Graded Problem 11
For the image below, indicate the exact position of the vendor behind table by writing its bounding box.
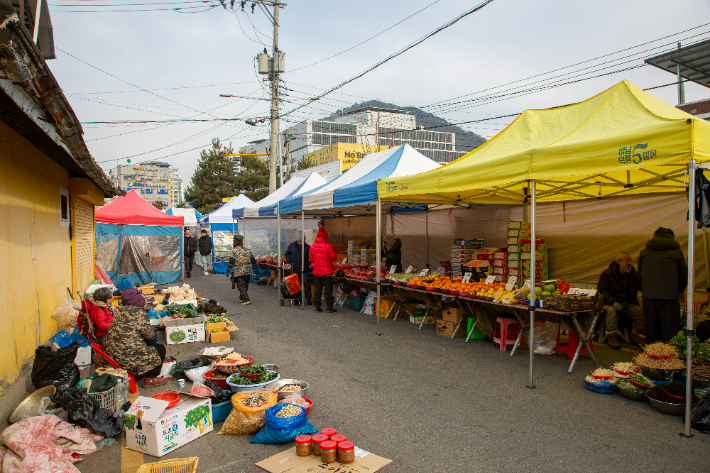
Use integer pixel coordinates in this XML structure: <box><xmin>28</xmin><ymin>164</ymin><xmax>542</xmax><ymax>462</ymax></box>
<box><xmin>597</xmin><ymin>252</ymin><xmax>641</xmax><ymax>350</ymax></box>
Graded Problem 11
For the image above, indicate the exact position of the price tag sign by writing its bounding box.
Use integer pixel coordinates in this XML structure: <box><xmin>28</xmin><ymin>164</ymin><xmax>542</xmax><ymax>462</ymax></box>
<box><xmin>405</xmin><ymin>266</ymin><xmax>413</xmax><ymax>274</ymax></box>
<box><xmin>388</xmin><ymin>265</ymin><xmax>397</xmax><ymax>275</ymax></box>
<box><xmin>419</xmin><ymin>269</ymin><xmax>429</xmax><ymax>276</ymax></box>
<box><xmin>522</xmin><ymin>279</ymin><xmax>532</xmax><ymax>290</ymax></box>
<box><xmin>462</xmin><ymin>272</ymin><xmax>472</xmax><ymax>283</ymax></box>
<box><xmin>342</xmin><ymin>257</ymin><xmax>347</xmax><ymax>264</ymax></box>
<box><xmin>567</xmin><ymin>288</ymin><xmax>597</xmax><ymax>296</ymax></box>
<box><xmin>485</xmin><ymin>275</ymin><xmax>496</xmax><ymax>285</ymax></box>
<box><xmin>505</xmin><ymin>276</ymin><xmax>517</xmax><ymax>291</ymax></box>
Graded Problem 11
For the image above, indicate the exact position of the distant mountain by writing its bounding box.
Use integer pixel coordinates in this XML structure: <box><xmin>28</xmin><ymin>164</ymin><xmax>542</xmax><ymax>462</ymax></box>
<box><xmin>324</xmin><ymin>100</ymin><xmax>486</xmax><ymax>153</ymax></box>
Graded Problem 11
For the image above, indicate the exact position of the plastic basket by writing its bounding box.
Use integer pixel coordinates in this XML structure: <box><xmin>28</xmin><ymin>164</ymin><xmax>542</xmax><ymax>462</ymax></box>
<box><xmin>348</xmin><ymin>295</ymin><xmax>367</xmax><ymax>312</ymax></box>
<box><xmin>584</xmin><ymin>379</ymin><xmax>617</xmax><ymax>394</ymax></box>
<box><xmin>212</xmin><ymin>399</ymin><xmax>232</xmax><ymax>423</ymax></box>
<box><xmin>89</xmin><ymin>385</ymin><xmax>117</xmax><ymax>411</ymax></box>
<box><xmin>137</xmin><ymin>457</ymin><xmax>199</xmax><ymax>473</ymax></box>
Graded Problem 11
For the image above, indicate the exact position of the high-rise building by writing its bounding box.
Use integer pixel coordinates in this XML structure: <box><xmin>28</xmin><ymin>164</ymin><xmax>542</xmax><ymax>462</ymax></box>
<box><xmin>170</xmin><ymin>177</ymin><xmax>184</xmax><ymax>208</ymax></box>
<box><xmin>109</xmin><ymin>161</ymin><xmax>173</xmax><ymax>208</ymax></box>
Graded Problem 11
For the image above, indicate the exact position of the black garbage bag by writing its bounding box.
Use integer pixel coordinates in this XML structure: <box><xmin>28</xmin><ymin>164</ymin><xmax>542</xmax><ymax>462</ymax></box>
<box><xmin>52</xmin><ymin>387</ymin><xmax>124</xmax><ymax>437</ymax></box>
<box><xmin>170</xmin><ymin>357</ymin><xmax>203</xmax><ymax>380</ymax></box>
<box><xmin>691</xmin><ymin>390</ymin><xmax>710</xmax><ymax>433</ymax></box>
<box><xmin>205</xmin><ymin>379</ymin><xmax>230</xmax><ymax>405</ymax></box>
<box><xmin>31</xmin><ymin>342</ymin><xmax>80</xmax><ymax>390</ymax></box>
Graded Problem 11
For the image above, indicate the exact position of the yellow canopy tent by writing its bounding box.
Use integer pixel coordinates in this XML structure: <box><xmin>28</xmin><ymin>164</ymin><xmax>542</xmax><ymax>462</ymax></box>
<box><xmin>376</xmin><ymin>81</ymin><xmax>710</xmax><ymax>434</ymax></box>
<box><xmin>378</xmin><ymin>80</ymin><xmax>710</xmax><ymax>205</ymax></box>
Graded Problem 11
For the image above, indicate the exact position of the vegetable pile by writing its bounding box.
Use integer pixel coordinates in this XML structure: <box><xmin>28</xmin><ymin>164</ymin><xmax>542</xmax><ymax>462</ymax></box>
<box><xmin>617</xmin><ymin>378</ymin><xmax>644</xmax><ymax>393</ymax></box>
<box><xmin>205</xmin><ymin>314</ymin><xmax>227</xmax><ymax>324</ymax></box>
<box><xmin>241</xmin><ymin>392</ymin><xmax>269</xmax><ymax>407</ymax></box>
<box><xmin>669</xmin><ymin>331</ymin><xmax>710</xmax><ymax>363</ymax></box>
<box><xmin>228</xmin><ymin>371</ymin><xmax>277</xmax><ymax>385</ymax></box>
<box><xmin>275</xmin><ymin>405</ymin><xmax>302</xmax><ymax>418</ymax></box>
<box><xmin>164</xmin><ymin>284</ymin><xmax>197</xmax><ymax>303</ymax></box>
<box><xmin>199</xmin><ymin>299</ymin><xmax>227</xmax><ymax>315</ymax></box>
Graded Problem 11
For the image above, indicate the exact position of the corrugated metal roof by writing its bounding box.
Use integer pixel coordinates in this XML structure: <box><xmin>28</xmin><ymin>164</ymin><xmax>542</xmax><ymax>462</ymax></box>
<box><xmin>645</xmin><ymin>39</ymin><xmax>710</xmax><ymax>89</ymax></box>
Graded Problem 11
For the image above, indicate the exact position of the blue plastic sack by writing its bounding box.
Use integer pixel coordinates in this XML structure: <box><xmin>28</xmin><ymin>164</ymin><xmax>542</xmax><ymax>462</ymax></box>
<box><xmin>147</xmin><ymin>309</ymin><xmax>167</xmax><ymax>320</ymax></box>
<box><xmin>68</xmin><ymin>325</ymin><xmax>91</xmax><ymax>347</ymax></box>
<box><xmin>48</xmin><ymin>330</ymin><xmax>72</xmax><ymax>348</ymax></box>
<box><xmin>249</xmin><ymin>404</ymin><xmax>318</xmax><ymax>444</ymax></box>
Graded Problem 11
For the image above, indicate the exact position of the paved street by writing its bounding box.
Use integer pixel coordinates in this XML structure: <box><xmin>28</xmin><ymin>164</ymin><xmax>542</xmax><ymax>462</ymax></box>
<box><xmin>78</xmin><ymin>271</ymin><xmax>710</xmax><ymax>473</ymax></box>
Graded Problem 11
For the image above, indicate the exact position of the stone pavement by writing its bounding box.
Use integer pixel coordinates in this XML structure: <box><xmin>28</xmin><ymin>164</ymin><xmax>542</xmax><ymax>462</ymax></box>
<box><xmin>76</xmin><ymin>270</ymin><xmax>710</xmax><ymax>473</ymax></box>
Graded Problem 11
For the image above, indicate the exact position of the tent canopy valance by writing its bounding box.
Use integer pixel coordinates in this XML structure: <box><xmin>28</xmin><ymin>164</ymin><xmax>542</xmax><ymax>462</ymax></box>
<box><xmin>233</xmin><ymin>172</ymin><xmax>327</xmax><ymax>218</ymax></box>
<box><xmin>378</xmin><ymin>81</ymin><xmax>710</xmax><ymax>205</ymax></box>
<box><xmin>165</xmin><ymin>207</ymin><xmax>201</xmax><ymax>226</ymax></box>
<box><xmin>279</xmin><ymin>144</ymin><xmax>442</xmax><ymax>216</ymax></box>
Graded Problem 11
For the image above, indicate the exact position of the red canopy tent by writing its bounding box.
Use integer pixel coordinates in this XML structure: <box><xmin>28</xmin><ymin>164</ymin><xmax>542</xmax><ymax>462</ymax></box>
<box><xmin>95</xmin><ymin>190</ymin><xmax>183</xmax><ymax>226</ymax></box>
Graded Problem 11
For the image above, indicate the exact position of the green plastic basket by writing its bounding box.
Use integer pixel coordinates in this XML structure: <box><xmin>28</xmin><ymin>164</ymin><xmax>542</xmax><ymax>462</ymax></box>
<box><xmin>348</xmin><ymin>295</ymin><xmax>367</xmax><ymax>312</ymax></box>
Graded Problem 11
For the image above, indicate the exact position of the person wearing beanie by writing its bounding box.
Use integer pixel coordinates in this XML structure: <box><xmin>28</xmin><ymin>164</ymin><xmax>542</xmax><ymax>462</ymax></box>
<box><xmin>229</xmin><ymin>234</ymin><xmax>257</xmax><ymax>304</ymax></box>
<box><xmin>184</xmin><ymin>229</ymin><xmax>198</xmax><ymax>278</ymax></box>
<box><xmin>638</xmin><ymin>227</ymin><xmax>688</xmax><ymax>343</ymax></box>
<box><xmin>103</xmin><ymin>287</ymin><xmax>167</xmax><ymax>387</ymax></box>
<box><xmin>77</xmin><ymin>287</ymin><xmax>117</xmax><ymax>345</ymax></box>
<box><xmin>309</xmin><ymin>226</ymin><xmax>337</xmax><ymax>313</ymax></box>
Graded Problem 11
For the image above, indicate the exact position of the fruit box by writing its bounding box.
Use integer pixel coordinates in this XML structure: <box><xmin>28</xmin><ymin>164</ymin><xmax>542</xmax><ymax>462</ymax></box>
<box><xmin>507</xmin><ymin>221</ymin><xmax>531</xmax><ymax>230</ymax></box>
<box><xmin>409</xmin><ymin>314</ymin><xmax>435</xmax><ymax>325</ymax></box>
<box><xmin>166</xmin><ymin>324</ymin><xmax>205</xmax><ymax>345</ymax></box>
<box><xmin>209</xmin><ymin>329</ymin><xmax>230</xmax><ymax>343</ymax></box>
<box><xmin>443</xmin><ymin>307</ymin><xmax>463</xmax><ymax>323</ymax></box>
<box><xmin>124</xmin><ymin>395</ymin><xmax>213</xmax><ymax>458</ymax></box>
<box><xmin>436</xmin><ymin>319</ymin><xmax>464</xmax><ymax>338</ymax></box>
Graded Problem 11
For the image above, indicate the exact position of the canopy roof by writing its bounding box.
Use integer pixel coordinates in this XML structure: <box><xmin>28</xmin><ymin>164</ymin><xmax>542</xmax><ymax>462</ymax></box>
<box><xmin>165</xmin><ymin>207</ymin><xmax>201</xmax><ymax>226</ymax></box>
<box><xmin>198</xmin><ymin>194</ymin><xmax>254</xmax><ymax>225</ymax></box>
<box><xmin>280</xmin><ymin>144</ymin><xmax>441</xmax><ymax>215</ymax></box>
<box><xmin>233</xmin><ymin>172</ymin><xmax>327</xmax><ymax>218</ymax></box>
<box><xmin>378</xmin><ymin>80</ymin><xmax>710</xmax><ymax>205</ymax></box>
<box><xmin>95</xmin><ymin>190</ymin><xmax>184</xmax><ymax>226</ymax></box>
<box><xmin>645</xmin><ymin>39</ymin><xmax>710</xmax><ymax>90</ymax></box>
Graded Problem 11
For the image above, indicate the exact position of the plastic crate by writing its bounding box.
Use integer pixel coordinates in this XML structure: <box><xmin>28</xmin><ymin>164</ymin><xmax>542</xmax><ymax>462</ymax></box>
<box><xmin>137</xmin><ymin>458</ymin><xmax>198</xmax><ymax>473</ymax></box>
<box><xmin>89</xmin><ymin>385</ymin><xmax>117</xmax><ymax>411</ymax></box>
<box><xmin>377</xmin><ymin>298</ymin><xmax>394</xmax><ymax>318</ymax></box>
<box><xmin>348</xmin><ymin>295</ymin><xmax>367</xmax><ymax>312</ymax></box>
<box><xmin>212</xmin><ymin>399</ymin><xmax>232</xmax><ymax>423</ymax></box>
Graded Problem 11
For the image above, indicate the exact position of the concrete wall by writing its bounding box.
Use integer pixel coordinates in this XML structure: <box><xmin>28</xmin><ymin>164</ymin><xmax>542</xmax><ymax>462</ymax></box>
<box><xmin>0</xmin><ymin>120</ymin><xmax>72</xmax><ymax>396</ymax></box>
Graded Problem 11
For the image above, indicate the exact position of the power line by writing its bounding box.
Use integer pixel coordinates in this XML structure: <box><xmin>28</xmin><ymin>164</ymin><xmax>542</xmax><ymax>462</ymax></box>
<box><xmin>66</xmin><ymin>80</ymin><xmax>256</xmax><ymax>95</ymax></box>
<box><xmin>288</xmin><ymin>0</ymin><xmax>444</xmax><ymax>73</ymax></box>
<box><xmin>52</xmin><ymin>4</ymin><xmax>217</xmax><ymax>11</ymax></box>
<box><xmin>279</xmin><ymin>0</ymin><xmax>496</xmax><ymax>120</ymax></box>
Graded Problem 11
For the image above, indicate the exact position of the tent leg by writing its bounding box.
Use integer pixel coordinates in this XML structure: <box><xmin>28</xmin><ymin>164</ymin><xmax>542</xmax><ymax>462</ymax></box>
<box><xmin>425</xmin><ymin>207</ymin><xmax>429</xmax><ymax>268</ymax></box>
<box><xmin>703</xmin><ymin>226</ymin><xmax>709</xmax><ymax>292</ymax></box>
<box><xmin>529</xmin><ymin>180</ymin><xmax>536</xmax><ymax>390</ymax></box>
<box><xmin>341</xmin><ymin>215</ymin><xmax>343</xmax><ymax>243</ymax></box>
<box><xmin>301</xmin><ymin>211</ymin><xmax>305</xmax><ymax>310</ymax></box>
<box><xmin>277</xmin><ymin>209</ymin><xmax>282</xmax><ymax>303</ymax></box>
<box><xmin>684</xmin><ymin>160</ymin><xmax>697</xmax><ymax>437</ymax></box>
<box><xmin>376</xmin><ymin>199</ymin><xmax>382</xmax><ymax>336</ymax></box>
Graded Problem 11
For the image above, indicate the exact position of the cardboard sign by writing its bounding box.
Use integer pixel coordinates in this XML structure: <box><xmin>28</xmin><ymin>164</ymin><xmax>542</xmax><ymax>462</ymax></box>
<box><xmin>485</xmin><ymin>275</ymin><xmax>496</xmax><ymax>285</ymax></box>
<box><xmin>256</xmin><ymin>446</ymin><xmax>392</xmax><ymax>473</ymax></box>
<box><xmin>389</xmin><ymin>265</ymin><xmax>397</xmax><ymax>274</ymax></box>
<box><xmin>342</xmin><ymin>257</ymin><xmax>347</xmax><ymax>264</ymax></box>
<box><xmin>522</xmin><ymin>279</ymin><xmax>532</xmax><ymax>290</ymax></box>
<box><xmin>505</xmin><ymin>276</ymin><xmax>517</xmax><ymax>291</ymax></box>
<box><xmin>419</xmin><ymin>269</ymin><xmax>429</xmax><ymax>276</ymax></box>
<box><xmin>462</xmin><ymin>272</ymin><xmax>472</xmax><ymax>283</ymax></box>
<box><xmin>567</xmin><ymin>288</ymin><xmax>598</xmax><ymax>296</ymax></box>
<box><xmin>405</xmin><ymin>266</ymin><xmax>413</xmax><ymax>274</ymax></box>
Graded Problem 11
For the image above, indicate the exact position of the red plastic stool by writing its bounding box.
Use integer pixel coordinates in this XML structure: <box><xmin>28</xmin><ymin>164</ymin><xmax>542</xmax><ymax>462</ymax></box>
<box><xmin>555</xmin><ymin>327</ymin><xmax>593</xmax><ymax>360</ymax></box>
<box><xmin>91</xmin><ymin>343</ymin><xmax>137</xmax><ymax>393</ymax></box>
<box><xmin>493</xmin><ymin>317</ymin><xmax>523</xmax><ymax>352</ymax></box>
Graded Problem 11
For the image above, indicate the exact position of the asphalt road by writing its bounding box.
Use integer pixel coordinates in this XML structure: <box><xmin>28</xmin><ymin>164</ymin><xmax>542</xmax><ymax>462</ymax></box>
<box><xmin>78</xmin><ymin>270</ymin><xmax>710</xmax><ymax>473</ymax></box>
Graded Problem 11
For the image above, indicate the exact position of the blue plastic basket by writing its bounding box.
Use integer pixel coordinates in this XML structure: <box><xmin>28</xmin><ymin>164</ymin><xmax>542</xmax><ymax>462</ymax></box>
<box><xmin>212</xmin><ymin>400</ymin><xmax>232</xmax><ymax>423</ymax></box>
<box><xmin>348</xmin><ymin>295</ymin><xmax>366</xmax><ymax>312</ymax></box>
<box><xmin>584</xmin><ymin>379</ymin><xmax>617</xmax><ymax>394</ymax></box>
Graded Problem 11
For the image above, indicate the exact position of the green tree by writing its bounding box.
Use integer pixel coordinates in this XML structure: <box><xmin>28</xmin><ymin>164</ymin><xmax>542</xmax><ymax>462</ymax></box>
<box><xmin>151</xmin><ymin>201</ymin><xmax>165</xmax><ymax>210</ymax></box>
<box><xmin>296</xmin><ymin>156</ymin><xmax>315</xmax><ymax>171</ymax></box>
<box><xmin>184</xmin><ymin>138</ymin><xmax>238</xmax><ymax>214</ymax></box>
<box><xmin>234</xmin><ymin>155</ymin><xmax>269</xmax><ymax>201</ymax></box>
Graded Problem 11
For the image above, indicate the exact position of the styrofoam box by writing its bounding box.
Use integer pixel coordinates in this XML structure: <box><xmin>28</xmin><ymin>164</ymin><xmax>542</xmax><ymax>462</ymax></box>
<box><xmin>75</xmin><ymin>346</ymin><xmax>92</xmax><ymax>366</ymax></box>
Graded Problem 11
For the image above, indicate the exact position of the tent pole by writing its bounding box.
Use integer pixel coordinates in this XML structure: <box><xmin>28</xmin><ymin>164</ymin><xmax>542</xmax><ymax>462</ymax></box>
<box><xmin>684</xmin><ymin>159</ymin><xmax>697</xmax><ymax>437</ymax></box>
<box><xmin>529</xmin><ymin>180</ymin><xmax>536</xmax><ymax>389</ymax></box>
<box><xmin>301</xmin><ymin>211</ymin><xmax>305</xmax><ymax>310</ymax></box>
<box><xmin>703</xmin><ymin>227</ymin><xmax>709</xmax><ymax>292</ymax></box>
<box><xmin>340</xmin><ymin>214</ymin><xmax>343</xmax><ymax>243</ymax></box>
<box><xmin>390</xmin><ymin>207</ymin><xmax>394</xmax><ymax>235</ymax></box>
<box><xmin>277</xmin><ymin>207</ymin><xmax>282</xmax><ymax>303</ymax></box>
<box><xmin>376</xmin><ymin>199</ymin><xmax>382</xmax><ymax>335</ymax></box>
<box><xmin>425</xmin><ymin>207</ymin><xmax>429</xmax><ymax>268</ymax></box>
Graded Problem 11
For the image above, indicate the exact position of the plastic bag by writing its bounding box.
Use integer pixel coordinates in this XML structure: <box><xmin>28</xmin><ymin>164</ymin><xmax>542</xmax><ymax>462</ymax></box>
<box><xmin>52</xmin><ymin>299</ymin><xmax>81</xmax><ymax>331</ymax></box>
<box><xmin>278</xmin><ymin>393</ymin><xmax>311</xmax><ymax>410</ymax></box>
<box><xmin>249</xmin><ymin>403</ymin><xmax>318</xmax><ymax>444</ymax></box>
<box><xmin>527</xmin><ymin>322</ymin><xmax>559</xmax><ymax>355</ymax></box>
<box><xmin>31</xmin><ymin>342</ymin><xmax>80</xmax><ymax>390</ymax></box>
<box><xmin>185</xmin><ymin>365</ymin><xmax>211</xmax><ymax>384</ymax></box>
<box><xmin>52</xmin><ymin>387</ymin><xmax>124</xmax><ymax>437</ymax></box>
<box><xmin>219</xmin><ymin>390</ymin><xmax>277</xmax><ymax>435</ymax></box>
<box><xmin>691</xmin><ymin>390</ymin><xmax>710</xmax><ymax>433</ymax></box>
<box><xmin>19</xmin><ymin>396</ymin><xmax>67</xmax><ymax>422</ymax></box>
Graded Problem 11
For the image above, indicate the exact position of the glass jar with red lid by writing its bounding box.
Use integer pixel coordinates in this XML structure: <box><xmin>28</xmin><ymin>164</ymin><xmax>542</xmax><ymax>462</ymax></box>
<box><xmin>295</xmin><ymin>435</ymin><xmax>312</xmax><ymax>456</ymax></box>
<box><xmin>320</xmin><ymin>441</ymin><xmax>338</xmax><ymax>463</ymax></box>
<box><xmin>330</xmin><ymin>434</ymin><xmax>347</xmax><ymax>443</ymax></box>
<box><xmin>337</xmin><ymin>441</ymin><xmax>355</xmax><ymax>464</ymax></box>
<box><xmin>311</xmin><ymin>434</ymin><xmax>328</xmax><ymax>456</ymax></box>
<box><xmin>320</xmin><ymin>428</ymin><xmax>337</xmax><ymax>438</ymax></box>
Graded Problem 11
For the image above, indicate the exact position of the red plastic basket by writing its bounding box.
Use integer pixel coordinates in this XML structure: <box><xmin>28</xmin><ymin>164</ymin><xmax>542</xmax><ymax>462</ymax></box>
<box><xmin>151</xmin><ymin>392</ymin><xmax>180</xmax><ymax>409</ymax></box>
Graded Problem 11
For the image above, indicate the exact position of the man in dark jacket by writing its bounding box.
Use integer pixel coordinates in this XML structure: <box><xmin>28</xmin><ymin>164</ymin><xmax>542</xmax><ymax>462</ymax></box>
<box><xmin>309</xmin><ymin>227</ymin><xmax>337</xmax><ymax>313</ymax></box>
<box><xmin>284</xmin><ymin>233</ymin><xmax>311</xmax><ymax>305</ymax></box>
<box><xmin>184</xmin><ymin>229</ymin><xmax>198</xmax><ymax>278</ymax></box>
<box><xmin>198</xmin><ymin>229</ymin><xmax>213</xmax><ymax>275</ymax></box>
<box><xmin>382</xmin><ymin>234</ymin><xmax>403</xmax><ymax>273</ymax></box>
<box><xmin>638</xmin><ymin>227</ymin><xmax>688</xmax><ymax>343</ymax></box>
<box><xmin>597</xmin><ymin>253</ymin><xmax>640</xmax><ymax>349</ymax></box>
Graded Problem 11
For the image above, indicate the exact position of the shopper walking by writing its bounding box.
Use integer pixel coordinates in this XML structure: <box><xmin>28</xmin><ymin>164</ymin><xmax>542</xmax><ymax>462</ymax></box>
<box><xmin>284</xmin><ymin>231</ymin><xmax>312</xmax><ymax>305</ymax></box>
<box><xmin>228</xmin><ymin>235</ymin><xmax>257</xmax><ymax>305</ymax></box>
<box><xmin>309</xmin><ymin>227</ymin><xmax>337</xmax><ymax>313</ymax></box>
<box><xmin>638</xmin><ymin>227</ymin><xmax>688</xmax><ymax>343</ymax></box>
<box><xmin>198</xmin><ymin>229</ymin><xmax>213</xmax><ymax>275</ymax></box>
<box><xmin>184</xmin><ymin>228</ymin><xmax>198</xmax><ymax>278</ymax></box>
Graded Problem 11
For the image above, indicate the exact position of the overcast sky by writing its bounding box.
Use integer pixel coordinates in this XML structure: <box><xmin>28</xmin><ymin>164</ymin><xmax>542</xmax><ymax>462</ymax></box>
<box><xmin>46</xmin><ymin>0</ymin><xmax>710</xmax><ymax>185</ymax></box>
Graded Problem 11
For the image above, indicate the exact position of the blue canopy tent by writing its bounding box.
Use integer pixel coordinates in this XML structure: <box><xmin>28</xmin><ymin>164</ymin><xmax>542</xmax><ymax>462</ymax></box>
<box><xmin>198</xmin><ymin>194</ymin><xmax>254</xmax><ymax>273</ymax></box>
<box><xmin>95</xmin><ymin>190</ymin><xmax>185</xmax><ymax>286</ymax></box>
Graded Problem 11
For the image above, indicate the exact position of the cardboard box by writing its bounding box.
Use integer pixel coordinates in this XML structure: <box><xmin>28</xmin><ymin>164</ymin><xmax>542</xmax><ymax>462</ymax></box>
<box><xmin>493</xmin><ymin>252</ymin><xmax>506</xmax><ymax>259</ymax></box>
<box><xmin>443</xmin><ymin>307</ymin><xmax>463</xmax><ymax>323</ymax></box>
<box><xmin>507</xmin><ymin>268</ymin><xmax>520</xmax><ymax>277</ymax></box>
<box><xmin>492</xmin><ymin>259</ymin><xmax>504</xmax><ymax>267</ymax></box>
<box><xmin>409</xmin><ymin>315</ymin><xmax>435</xmax><ymax>325</ymax></box>
<box><xmin>164</xmin><ymin>315</ymin><xmax>206</xmax><ymax>327</ymax></box>
<box><xmin>436</xmin><ymin>319</ymin><xmax>464</xmax><ymax>338</ymax></box>
<box><xmin>209</xmin><ymin>329</ymin><xmax>230</xmax><ymax>343</ymax></box>
<box><xmin>74</xmin><ymin>346</ymin><xmax>92</xmax><ymax>366</ymax></box>
<box><xmin>166</xmin><ymin>324</ymin><xmax>205</xmax><ymax>345</ymax></box>
<box><xmin>493</xmin><ymin>275</ymin><xmax>503</xmax><ymax>283</ymax></box>
<box><xmin>507</xmin><ymin>237</ymin><xmax>519</xmax><ymax>245</ymax></box>
<box><xmin>493</xmin><ymin>267</ymin><xmax>505</xmax><ymax>275</ymax></box>
<box><xmin>256</xmin><ymin>446</ymin><xmax>392</xmax><ymax>473</ymax></box>
<box><xmin>139</xmin><ymin>285</ymin><xmax>155</xmax><ymax>295</ymax></box>
<box><xmin>507</xmin><ymin>245</ymin><xmax>520</xmax><ymax>253</ymax></box>
<box><xmin>204</xmin><ymin>321</ymin><xmax>226</xmax><ymax>333</ymax></box>
<box><xmin>507</xmin><ymin>252</ymin><xmax>521</xmax><ymax>261</ymax></box>
<box><xmin>124</xmin><ymin>395</ymin><xmax>213</xmax><ymax>457</ymax></box>
<box><xmin>508</xmin><ymin>260</ymin><xmax>520</xmax><ymax>269</ymax></box>
<box><xmin>507</xmin><ymin>221</ymin><xmax>531</xmax><ymax>230</ymax></box>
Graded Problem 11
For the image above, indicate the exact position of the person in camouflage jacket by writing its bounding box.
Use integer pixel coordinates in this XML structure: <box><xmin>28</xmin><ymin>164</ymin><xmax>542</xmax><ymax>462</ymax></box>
<box><xmin>228</xmin><ymin>234</ymin><xmax>257</xmax><ymax>305</ymax></box>
<box><xmin>103</xmin><ymin>287</ymin><xmax>167</xmax><ymax>387</ymax></box>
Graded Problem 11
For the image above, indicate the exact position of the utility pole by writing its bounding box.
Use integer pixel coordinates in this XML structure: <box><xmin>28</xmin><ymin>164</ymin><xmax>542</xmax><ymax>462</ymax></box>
<box><xmin>677</xmin><ymin>42</ymin><xmax>685</xmax><ymax>106</ymax></box>
<box><xmin>269</xmin><ymin>2</ymin><xmax>283</xmax><ymax>193</ymax></box>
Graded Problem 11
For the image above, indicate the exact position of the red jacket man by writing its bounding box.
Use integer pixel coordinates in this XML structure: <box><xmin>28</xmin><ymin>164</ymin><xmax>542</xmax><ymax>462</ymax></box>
<box><xmin>309</xmin><ymin>227</ymin><xmax>337</xmax><ymax>312</ymax></box>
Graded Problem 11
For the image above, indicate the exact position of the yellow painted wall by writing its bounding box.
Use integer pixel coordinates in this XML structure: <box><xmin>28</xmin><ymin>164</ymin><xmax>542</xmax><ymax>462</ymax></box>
<box><xmin>305</xmin><ymin>143</ymin><xmax>388</xmax><ymax>171</ymax></box>
<box><xmin>0</xmin><ymin>120</ymin><xmax>73</xmax><ymax>395</ymax></box>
